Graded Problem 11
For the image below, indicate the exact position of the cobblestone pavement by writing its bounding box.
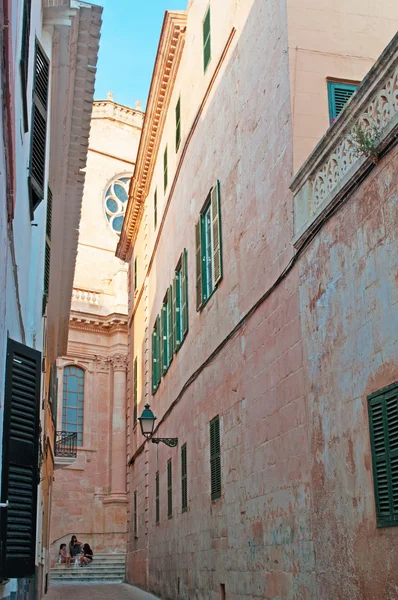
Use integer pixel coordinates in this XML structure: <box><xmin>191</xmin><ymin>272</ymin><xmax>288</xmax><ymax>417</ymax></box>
<box><xmin>46</xmin><ymin>584</ymin><xmax>161</xmax><ymax>600</ymax></box>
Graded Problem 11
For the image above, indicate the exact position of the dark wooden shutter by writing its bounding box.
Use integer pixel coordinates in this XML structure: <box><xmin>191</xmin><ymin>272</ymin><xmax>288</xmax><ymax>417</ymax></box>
<box><xmin>133</xmin><ymin>357</ymin><xmax>138</xmax><ymax>424</ymax></box>
<box><xmin>175</xmin><ymin>97</ymin><xmax>181</xmax><ymax>152</ymax></box>
<box><xmin>49</xmin><ymin>362</ymin><xmax>58</xmax><ymax>426</ymax></box>
<box><xmin>20</xmin><ymin>0</ymin><xmax>32</xmax><ymax>132</ymax></box>
<box><xmin>134</xmin><ymin>257</ymin><xmax>138</xmax><ymax>291</ymax></box>
<box><xmin>195</xmin><ymin>220</ymin><xmax>203</xmax><ymax>311</ymax></box>
<box><xmin>203</xmin><ymin>7</ymin><xmax>211</xmax><ymax>72</ymax></box>
<box><xmin>43</xmin><ymin>187</ymin><xmax>52</xmax><ymax>314</ymax></box>
<box><xmin>181</xmin><ymin>443</ymin><xmax>187</xmax><ymax>513</ymax></box>
<box><xmin>182</xmin><ymin>249</ymin><xmax>188</xmax><ymax>337</ymax></box>
<box><xmin>155</xmin><ymin>471</ymin><xmax>159</xmax><ymax>524</ymax></box>
<box><xmin>163</xmin><ymin>146</ymin><xmax>168</xmax><ymax>192</ymax></box>
<box><xmin>211</xmin><ymin>181</ymin><xmax>222</xmax><ymax>286</ymax></box>
<box><xmin>210</xmin><ymin>416</ymin><xmax>221</xmax><ymax>501</ymax></box>
<box><xmin>369</xmin><ymin>383</ymin><xmax>398</xmax><ymax>527</ymax></box>
<box><xmin>168</xmin><ymin>286</ymin><xmax>174</xmax><ymax>361</ymax></box>
<box><xmin>173</xmin><ymin>274</ymin><xmax>180</xmax><ymax>351</ymax></box>
<box><xmin>133</xmin><ymin>491</ymin><xmax>137</xmax><ymax>537</ymax></box>
<box><xmin>328</xmin><ymin>82</ymin><xmax>358</xmax><ymax>122</ymax></box>
<box><xmin>30</xmin><ymin>41</ymin><xmax>50</xmax><ymax>213</ymax></box>
<box><xmin>167</xmin><ymin>459</ymin><xmax>172</xmax><ymax>518</ymax></box>
<box><xmin>0</xmin><ymin>339</ymin><xmax>41</xmax><ymax>579</ymax></box>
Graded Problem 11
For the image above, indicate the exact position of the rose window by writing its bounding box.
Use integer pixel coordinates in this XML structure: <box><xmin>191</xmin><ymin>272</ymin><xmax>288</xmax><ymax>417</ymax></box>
<box><xmin>104</xmin><ymin>176</ymin><xmax>131</xmax><ymax>234</ymax></box>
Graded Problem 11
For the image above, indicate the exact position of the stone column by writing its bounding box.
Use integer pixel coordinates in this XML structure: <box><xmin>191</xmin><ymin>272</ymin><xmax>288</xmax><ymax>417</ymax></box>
<box><xmin>108</xmin><ymin>354</ymin><xmax>128</xmax><ymax>502</ymax></box>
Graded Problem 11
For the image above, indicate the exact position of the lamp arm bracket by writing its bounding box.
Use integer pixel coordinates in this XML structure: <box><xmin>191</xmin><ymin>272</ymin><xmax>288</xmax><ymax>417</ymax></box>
<box><xmin>151</xmin><ymin>438</ymin><xmax>178</xmax><ymax>448</ymax></box>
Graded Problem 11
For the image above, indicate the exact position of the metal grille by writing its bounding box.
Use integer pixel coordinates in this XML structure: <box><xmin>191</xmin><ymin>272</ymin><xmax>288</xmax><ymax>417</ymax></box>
<box><xmin>55</xmin><ymin>431</ymin><xmax>77</xmax><ymax>458</ymax></box>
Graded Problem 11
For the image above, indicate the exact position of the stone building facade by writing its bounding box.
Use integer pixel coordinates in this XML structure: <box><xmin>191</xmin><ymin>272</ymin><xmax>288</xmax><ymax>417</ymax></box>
<box><xmin>116</xmin><ymin>0</ymin><xmax>398</xmax><ymax>598</ymax></box>
<box><xmin>49</xmin><ymin>100</ymin><xmax>144</xmax><ymax>560</ymax></box>
<box><xmin>0</xmin><ymin>2</ymin><xmax>102</xmax><ymax>600</ymax></box>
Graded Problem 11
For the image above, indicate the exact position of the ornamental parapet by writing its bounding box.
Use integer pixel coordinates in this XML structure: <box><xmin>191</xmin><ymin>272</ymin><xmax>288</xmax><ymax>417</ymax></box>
<box><xmin>290</xmin><ymin>32</ymin><xmax>398</xmax><ymax>250</ymax></box>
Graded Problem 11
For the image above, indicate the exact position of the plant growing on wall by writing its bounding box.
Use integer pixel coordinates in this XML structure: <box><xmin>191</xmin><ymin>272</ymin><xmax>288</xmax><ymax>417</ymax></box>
<box><xmin>351</xmin><ymin>118</ymin><xmax>381</xmax><ymax>164</ymax></box>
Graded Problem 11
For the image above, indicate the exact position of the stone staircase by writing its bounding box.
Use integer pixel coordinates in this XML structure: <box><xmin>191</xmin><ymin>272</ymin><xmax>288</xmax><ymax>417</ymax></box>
<box><xmin>49</xmin><ymin>553</ymin><xmax>126</xmax><ymax>584</ymax></box>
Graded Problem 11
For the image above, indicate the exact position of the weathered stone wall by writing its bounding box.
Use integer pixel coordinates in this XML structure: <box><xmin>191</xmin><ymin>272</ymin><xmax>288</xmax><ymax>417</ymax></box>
<box><xmin>299</xmin><ymin>144</ymin><xmax>398</xmax><ymax>600</ymax></box>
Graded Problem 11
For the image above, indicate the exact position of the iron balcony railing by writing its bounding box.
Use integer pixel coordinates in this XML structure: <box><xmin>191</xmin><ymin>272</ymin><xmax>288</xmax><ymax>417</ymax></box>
<box><xmin>55</xmin><ymin>431</ymin><xmax>77</xmax><ymax>458</ymax></box>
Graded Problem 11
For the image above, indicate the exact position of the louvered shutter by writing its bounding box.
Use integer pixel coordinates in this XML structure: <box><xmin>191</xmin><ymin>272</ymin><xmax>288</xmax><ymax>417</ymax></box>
<box><xmin>156</xmin><ymin>315</ymin><xmax>161</xmax><ymax>388</ymax></box>
<box><xmin>175</xmin><ymin>97</ymin><xmax>181</xmax><ymax>152</ymax></box>
<box><xmin>133</xmin><ymin>491</ymin><xmax>137</xmax><ymax>537</ymax></box>
<box><xmin>133</xmin><ymin>358</ymin><xmax>138</xmax><ymax>424</ymax></box>
<box><xmin>173</xmin><ymin>274</ymin><xmax>180</xmax><ymax>351</ymax></box>
<box><xmin>20</xmin><ymin>0</ymin><xmax>32</xmax><ymax>132</ymax></box>
<box><xmin>30</xmin><ymin>42</ymin><xmax>50</xmax><ymax>213</ymax></box>
<box><xmin>49</xmin><ymin>362</ymin><xmax>58</xmax><ymax>426</ymax></box>
<box><xmin>195</xmin><ymin>220</ymin><xmax>203</xmax><ymax>310</ymax></box>
<box><xmin>43</xmin><ymin>188</ymin><xmax>52</xmax><ymax>314</ymax></box>
<box><xmin>160</xmin><ymin>308</ymin><xmax>165</xmax><ymax>376</ymax></box>
<box><xmin>164</xmin><ymin>146</ymin><xmax>168</xmax><ymax>192</ymax></box>
<box><xmin>167</xmin><ymin>459</ymin><xmax>173</xmax><ymax>518</ymax></box>
<box><xmin>210</xmin><ymin>416</ymin><xmax>221</xmax><ymax>501</ymax></box>
<box><xmin>369</xmin><ymin>383</ymin><xmax>398</xmax><ymax>526</ymax></box>
<box><xmin>168</xmin><ymin>286</ymin><xmax>174</xmax><ymax>361</ymax></box>
<box><xmin>211</xmin><ymin>181</ymin><xmax>222</xmax><ymax>286</ymax></box>
<box><xmin>203</xmin><ymin>7</ymin><xmax>211</xmax><ymax>72</ymax></box>
<box><xmin>0</xmin><ymin>339</ymin><xmax>41</xmax><ymax>579</ymax></box>
<box><xmin>328</xmin><ymin>82</ymin><xmax>358</xmax><ymax>123</ymax></box>
<box><xmin>182</xmin><ymin>249</ymin><xmax>188</xmax><ymax>337</ymax></box>
<box><xmin>181</xmin><ymin>443</ymin><xmax>187</xmax><ymax>512</ymax></box>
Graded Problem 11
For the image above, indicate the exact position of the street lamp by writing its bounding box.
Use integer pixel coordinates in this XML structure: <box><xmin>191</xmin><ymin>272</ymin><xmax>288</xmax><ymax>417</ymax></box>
<box><xmin>138</xmin><ymin>404</ymin><xmax>178</xmax><ymax>448</ymax></box>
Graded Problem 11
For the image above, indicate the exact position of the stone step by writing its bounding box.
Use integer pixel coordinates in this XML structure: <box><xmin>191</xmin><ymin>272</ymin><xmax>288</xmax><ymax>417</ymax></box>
<box><xmin>49</xmin><ymin>577</ymin><xmax>125</xmax><ymax>584</ymax></box>
<box><xmin>51</xmin><ymin>567</ymin><xmax>125</xmax><ymax>575</ymax></box>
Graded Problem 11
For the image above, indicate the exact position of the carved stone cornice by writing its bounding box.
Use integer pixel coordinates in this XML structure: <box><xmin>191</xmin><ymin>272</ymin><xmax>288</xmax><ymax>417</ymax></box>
<box><xmin>110</xmin><ymin>354</ymin><xmax>128</xmax><ymax>372</ymax></box>
<box><xmin>116</xmin><ymin>11</ymin><xmax>187</xmax><ymax>261</ymax></box>
<box><xmin>91</xmin><ymin>100</ymin><xmax>144</xmax><ymax>129</ymax></box>
<box><xmin>94</xmin><ymin>355</ymin><xmax>110</xmax><ymax>373</ymax></box>
<box><xmin>69</xmin><ymin>310</ymin><xmax>128</xmax><ymax>334</ymax></box>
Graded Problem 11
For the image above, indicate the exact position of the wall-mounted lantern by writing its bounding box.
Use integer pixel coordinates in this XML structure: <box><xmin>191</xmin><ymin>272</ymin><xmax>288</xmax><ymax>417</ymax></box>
<box><xmin>138</xmin><ymin>404</ymin><xmax>178</xmax><ymax>448</ymax></box>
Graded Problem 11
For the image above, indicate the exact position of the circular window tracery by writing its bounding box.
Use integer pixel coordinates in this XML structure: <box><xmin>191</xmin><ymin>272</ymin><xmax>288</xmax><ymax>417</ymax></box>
<box><xmin>104</xmin><ymin>176</ymin><xmax>131</xmax><ymax>234</ymax></box>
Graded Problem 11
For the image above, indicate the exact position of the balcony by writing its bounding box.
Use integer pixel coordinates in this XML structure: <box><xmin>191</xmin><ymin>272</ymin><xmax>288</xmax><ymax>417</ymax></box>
<box><xmin>54</xmin><ymin>431</ymin><xmax>77</xmax><ymax>470</ymax></box>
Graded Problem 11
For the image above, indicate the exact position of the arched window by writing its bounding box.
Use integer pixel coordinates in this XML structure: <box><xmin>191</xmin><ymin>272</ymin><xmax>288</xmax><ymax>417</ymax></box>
<box><xmin>103</xmin><ymin>175</ymin><xmax>131</xmax><ymax>235</ymax></box>
<box><xmin>62</xmin><ymin>366</ymin><xmax>84</xmax><ymax>446</ymax></box>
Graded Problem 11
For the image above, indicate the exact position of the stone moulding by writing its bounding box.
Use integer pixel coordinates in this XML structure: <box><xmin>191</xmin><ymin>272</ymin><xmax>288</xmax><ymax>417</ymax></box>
<box><xmin>91</xmin><ymin>100</ymin><xmax>144</xmax><ymax>129</ymax></box>
<box><xmin>116</xmin><ymin>11</ymin><xmax>187</xmax><ymax>262</ymax></box>
<box><xmin>69</xmin><ymin>310</ymin><xmax>128</xmax><ymax>334</ymax></box>
<box><xmin>290</xmin><ymin>32</ymin><xmax>398</xmax><ymax>251</ymax></box>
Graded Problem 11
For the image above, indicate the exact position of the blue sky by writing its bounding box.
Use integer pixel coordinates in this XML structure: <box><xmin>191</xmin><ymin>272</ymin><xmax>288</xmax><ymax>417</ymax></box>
<box><xmin>94</xmin><ymin>0</ymin><xmax>187</xmax><ymax>109</ymax></box>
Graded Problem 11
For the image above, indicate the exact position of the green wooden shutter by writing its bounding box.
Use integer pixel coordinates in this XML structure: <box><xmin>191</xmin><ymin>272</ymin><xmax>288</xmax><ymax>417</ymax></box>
<box><xmin>134</xmin><ymin>257</ymin><xmax>138</xmax><ymax>291</ymax></box>
<box><xmin>203</xmin><ymin>7</ymin><xmax>211</xmax><ymax>72</ymax></box>
<box><xmin>369</xmin><ymin>383</ymin><xmax>398</xmax><ymax>526</ymax></box>
<box><xmin>181</xmin><ymin>443</ymin><xmax>187</xmax><ymax>512</ymax></box>
<box><xmin>211</xmin><ymin>181</ymin><xmax>222</xmax><ymax>286</ymax></box>
<box><xmin>20</xmin><ymin>0</ymin><xmax>32</xmax><ymax>132</ymax></box>
<box><xmin>195</xmin><ymin>220</ymin><xmax>203</xmax><ymax>311</ymax></box>
<box><xmin>182</xmin><ymin>249</ymin><xmax>188</xmax><ymax>337</ymax></box>
<box><xmin>210</xmin><ymin>416</ymin><xmax>221</xmax><ymax>501</ymax></box>
<box><xmin>175</xmin><ymin>97</ymin><xmax>181</xmax><ymax>152</ymax></box>
<box><xmin>168</xmin><ymin>286</ymin><xmax>174</xmax><ymax>361</ymax></box>
<box><xmin>173</xmin><ymin>274</ymin><xmax>180</xmax><ymax>351</ymax></box>
<box><xmin>0</xmin><ymin>339</ymin><xmax>41</xmax><ymax>579</ymax></box>
<box><xmin>156</xmin><ymin>315</ymin><xmax>161</xmax><ymax>387</ymax></box>
<box><xmin>155</xmin><ymin>471</ymin><xmax>160</xmax><ymax>523</ymax></box>
<box><xmin>30</xmin><ymin>41</ymin><xmax>50</xmax><ymax>213</ymax></box>
<box><xmin>164</xmin><ymin>146</ymin><xmax>168</xmax><ymax>192</ymax></box>
<box><xmin>133</xmin><ymin>357</ymin><xmax>138</xmax><ymax>424</ymax></box>
<box><xmin>167</xmin><ymin>459</ymin><xmax>173</xmax><ymax>518</ymax></box>
<box><xmin>327</xmin><ymin>81</ymin><xmax>358</xmax><ymax>123</ymax></box>
<box><xmin>43</xmin><ymin>188</ymin><xmax>52</xmax><ymax>314</ymax></box>
<box><xmin>160</xmin><ymin>306</ymin><xmax>165</xmax><ymax>374</ymax></box>
<box><xmin>152</xmin><ymin>320</ymin><xmax>160</xmax><ymax>394</ymax></box>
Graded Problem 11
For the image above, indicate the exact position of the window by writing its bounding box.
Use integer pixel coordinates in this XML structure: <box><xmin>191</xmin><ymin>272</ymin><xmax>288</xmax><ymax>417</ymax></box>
<box><xmin>104</xmin><ymin>175</ymin><xmax>131</xmax><ymax>234</ymax></box>
<box><xmin>327</xmin><ymin>81</ymin><xmax>358</xmax><ymax>123</ymax></box>
<box><xmin>167</xmin><ymin>459</ymin><xmax>173</xmax><ymax>518</ymax></box>
<box><xmin>62</xmin><ymin>366</ymin><xmax>84</xmax><ymax>446</ymax></box>
<box><xmin>181</xmin><ymin>443</ymin><xmax>187</xmax><ymax>512</ymax></box>
<box><xmin>151</xmin><ymin>316</ymin><xmax>161</xmax><ymax>394</ymax></box>
<box><xmin>29</xmin><ymin>41</ymin><xmax>50</xmax><ymax>214</ymax></box>
<box><xmin>154</xmin><ymin>188</ymin><xmax>158</xmax><ymax>230</ymax></box>
<box><xmin>155</xmin><ymin>471</ymin><xmax>160</xmax><ymax>524</ymax></box>
<box><xmin>133</xmin><ymin>491</ymin><xmax>138</xmax><ymax>537</ymax></box>
<box><xmin>368</xmin><ymin>382</ymin><xmax>398</xmax><ymax>527</ymax></box>
<box><xmin>1</xmin><ymin>339</ymin><xmax>41</xmax><ymax>579</ymax></box>
<box><xmin>210</xmin><ymin>416</ymin><xmax>221</xmax><ymax>501</ymax></box>
<box><xmin>203</xmin><ymin>6</ymin><xmax>211</xmax><ymax>72</ymax></box>
<box><xmin>175</xmin><ymin>97</ymin><xmax>181</xmax><ymax>152</ymax></box>
<box><xmin>20</xmin><ymin>0</ymin><xmax>32</xmax><ymax>132</ymax></box>
<box><xmin>164</xmin><ymin>146</ymin><xmax>168</xmax><ymax>192</ymax></box>
<box><xmin>173</xmin><ymin>250</ymin><xmax>188</xmax><ymax>350</ymax></box>
<box><xmin>196</xmin><ymin>181</ymin><xmax>222</xmax><ymax>310</ymax></box>
<box><xmin>134</xmin><ymin>257</ymin><xmax>138</xmax><ymax>292</ymax></box>
<box><xmin>161</xmin><ymin>288</ymin><xmax>173</xmax><ymax>375</ymax></box>
<box><xmin>42</xmin><ymin>187</ymin><xmax>53</xmax><ymax>314</ymax></box>
<box><xmin>133</xmin><ymin>357</ymin><xmax>138</xmax><ymax>425</ymax></box>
